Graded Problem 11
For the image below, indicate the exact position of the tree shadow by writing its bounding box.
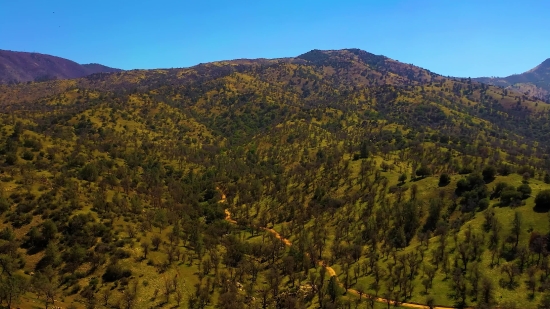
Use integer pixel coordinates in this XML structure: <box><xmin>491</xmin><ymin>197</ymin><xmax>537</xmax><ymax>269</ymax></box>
<box><xmin>533</xmin><ymin>204</ymin><xmax>550</xmax><ymax>213</ymax></box>
<box><xmin>498</xmin><ymin>278</ymin><xmax>519</xmax><ymax>290</ymax></box>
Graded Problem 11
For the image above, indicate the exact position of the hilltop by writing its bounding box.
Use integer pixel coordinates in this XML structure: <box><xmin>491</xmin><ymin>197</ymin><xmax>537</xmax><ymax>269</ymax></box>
<box><xmin>474</xmin><ymin>58</ymin><xmax>550</xmax><ymax>102</ymax></box>
<box><xmin>1</xmin><ymin>49</ymin><xmax>550</xmax><ymax>309</ymax></box>
<box><xmin>0</xmin><ymin>49</ymin><xmax>121</xmax><ymax>84</ymax></box>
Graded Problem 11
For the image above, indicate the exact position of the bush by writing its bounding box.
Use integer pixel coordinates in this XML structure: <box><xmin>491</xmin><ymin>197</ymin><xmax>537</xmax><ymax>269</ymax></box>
<box><xmin>492</xmin><ymin>182</ymin><xmax>508</xmax><ymax>199</ymax></box>
<box><xmin>416</xmin><ymin>165</ymin><xmax>431</xmax><ymax>178</ymax></box>
<box><xmin>21</xmin><ymin>150</ymin><xmax>34</xmax><ymax>161</ymax></box>
<box><xmin>501</xmin><ymin>188</ymin><xmax>522</xmax><ymax>206</ymax></box>
<box><xmin>497</xmin><ymin>164</ymin><xmax>513</xmax><ymax>176</ymax></box>
<box><xmin>517</xmin><ymin>184</ymin><xmax>532</xmax><ymax>200</ymax></box>
<box><xmin>0</xmin><ymin>197</ymin><xmax>10</xmax><ymax>214</ymax></box>
<box><xmin>482</xmin><ymin>166</ymin><xmax>497</xmax><ymax>183</ymax></box>
<box><xmin>439</xmin><ymin>173</ymin><xmax>451</xmax><ymax>187</ymax></box>
<box><xmin>80</xmin><ymin>163</ymin><xmax>99</xmax><ymax>182</ymax></box>
<box><xmin>5</xmin><ymin>153</ymin><xmax>17</xmax><ymax>165</ymax></box>
<box><xmin>535</xmin><ymin>190</ymin><xmax>550</xmax><ymax>212</ymax></box>
<box><xmin>102</xmin><ymin>263</ymin><xmax>132</xmax><ymax>282</ymax></box>
<box><xmin>459</xmin><ymin>166</ymin><xmax>474</xmax><ymax>175</ymax></box>
<box><xmin>478</xmin><ymin>198</ymin><xmax>490</xmax><ymax>211</ymax></box>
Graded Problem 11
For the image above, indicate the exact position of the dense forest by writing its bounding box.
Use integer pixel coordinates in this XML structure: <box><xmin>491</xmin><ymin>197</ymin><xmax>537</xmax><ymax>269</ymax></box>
<box><xmin>1</xmin><ymin>49</ymin><xmax>550</xmax><ymax>309</ymax></box>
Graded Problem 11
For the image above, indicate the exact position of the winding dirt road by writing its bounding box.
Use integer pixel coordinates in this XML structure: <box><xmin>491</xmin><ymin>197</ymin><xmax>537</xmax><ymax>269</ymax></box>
<box><xmin>219</xmin><ymin>188</ymin><xmax>458</xmax><ymax>309</ymax></box>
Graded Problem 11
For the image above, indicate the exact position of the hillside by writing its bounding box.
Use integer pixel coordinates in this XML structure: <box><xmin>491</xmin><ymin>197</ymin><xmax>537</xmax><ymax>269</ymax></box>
<box><xmin>1</xmin><ymin>49</ymin><xmax>550</xmax><ymax>309</ymax></box>
<box><xmin>475</xmin><ymin>58</ymin><xmax>550</xmax><ymax>102</ymax></box>
<box><xmin>0</xmin><ymin>50</ymin><xmax>122</xmax><ymax>84</ymax></box>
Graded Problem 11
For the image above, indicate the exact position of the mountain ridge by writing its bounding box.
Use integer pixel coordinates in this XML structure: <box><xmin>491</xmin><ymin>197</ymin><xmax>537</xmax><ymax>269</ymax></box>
<box><xmin>474</xmin><ymin>58</ymin><xmax>550</xmax><ymax>102</ymax></box>
<box><xmin>0</xmin><ymin>49</ymin><xmax>122</xmax><ymax>85</ymax></box>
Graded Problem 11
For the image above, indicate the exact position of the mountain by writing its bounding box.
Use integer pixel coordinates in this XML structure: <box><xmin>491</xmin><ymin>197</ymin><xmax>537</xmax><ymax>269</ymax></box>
<box><xmin>474</xmin><ymin>58</ymin><xmax>550</xmax><ymax>102</ymax></box>
<box><xmin>1</xmin><ymin>49</ymin><xmax>550</xmax><ymax>309</ymax></box>
<box><xmin>0</xmin><ymin>49</ymin><xmax>122</xmax><ymax>84</ymax></box>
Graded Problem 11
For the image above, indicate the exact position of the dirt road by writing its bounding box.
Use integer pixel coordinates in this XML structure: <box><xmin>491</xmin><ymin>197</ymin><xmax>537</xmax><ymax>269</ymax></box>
<box><xmin>219</xmin><ymin>189</ymin><xmax>459</xmax><ymax>309</ymax></box>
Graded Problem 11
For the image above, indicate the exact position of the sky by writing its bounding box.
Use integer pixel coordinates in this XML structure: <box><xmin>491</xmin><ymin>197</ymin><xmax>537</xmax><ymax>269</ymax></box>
<box><xmin>1</xmin><ymin>0</ymin><xmax>549</xmax><ymax>77</ymax></box>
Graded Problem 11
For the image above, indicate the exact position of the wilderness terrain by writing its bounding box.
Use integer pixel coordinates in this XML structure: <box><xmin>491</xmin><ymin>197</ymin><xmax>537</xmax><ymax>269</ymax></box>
<box><xmin>1</xmin><ymin>49</ymin><xmax>550</xmax><ymax>309</ymax></box>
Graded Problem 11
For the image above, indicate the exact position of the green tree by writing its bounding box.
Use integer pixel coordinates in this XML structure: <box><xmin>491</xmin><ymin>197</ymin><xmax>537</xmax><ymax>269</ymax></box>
<box><xmin>41</xmin><ymin>220</ymin><xmax>57</xmax><ymax>245</ymax></box>
<box><xmin>416</xmin><ymin>165</ymin><xmax>431</xmax><ymax>178</ymax></box>
<box><xmin>0</xmin><ymin>274</ymin><xmax>28</xmax><ymax>308</ymax></box>
<box><xmin>539</xmin><ymin>292</ymin><xmax>550</xmax><ymax>309</ymax></box>
<box><xmin>438</xmin><ymin>173</ymin><xmax>451</xmax><ymax>187</ymax></box>
<box><xmin>326</xmin><ymin>275</ymin><xmax>341</xmax><ymax>303</ymax></box>
<box><xmin>517</xmin><ymin>183</ymin><xmax>532</xmax><ymax>200</ymax></box>
<box><xmin>501</xmin><ymin>187</ymin><xmax>522</xmax><ymax>206</ymax></box>
<box><xmin>482</xmin><ymin>165</ymin><xmax>497</xmax><ymax>183</ymax></box>
<box><xmin>80</xmin><ymin>163</ymin><xmax>99</xmax><ymax>182</ymax></box>
<box><xmin>511</xmin><ymin>211</ymin><xmax>522</xmax><ymax>250</ymax></box>
<box><xmin>398</xmin><ymin>173</ymin><xmax>407</xmax><ymax>185</ymax></box>
<box><xmin>535</xmin><ymin>190</ymin><xmax>550</xmax><ymax>212</ymax></box>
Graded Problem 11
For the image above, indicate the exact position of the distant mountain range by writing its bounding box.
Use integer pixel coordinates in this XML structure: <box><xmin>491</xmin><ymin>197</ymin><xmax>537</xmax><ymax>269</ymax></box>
<box><xmin>0</xmin><ymin>50</ymin><xmax>121</xmax><ymax>84</ymax></box>
<box><xmin>1</xmin><ymin>48</ymin><xmax>549</xmax><ymax>103</ymax></box>
<box><xmin>474</xmin><ymin>59</ymin><xmax>550</xmax><ymax>102</ymax></box>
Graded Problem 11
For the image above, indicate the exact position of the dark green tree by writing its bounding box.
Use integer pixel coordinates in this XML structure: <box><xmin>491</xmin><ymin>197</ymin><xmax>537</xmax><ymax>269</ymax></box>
<box><xmin>438</xmin><ymin>173</ymin><xmax>451</xmax><ymax>187</ymax></box>
<box><xmin>416</xmin><ymin>165</ymin><xmax>431</xmax><ymax>178</ymax></box>
<box><xmin>535</xmin><ymin>190</ymin><xmax>550</xmax><ymax>212</ymax></box>
<box><xmin>482</xmin><ymin>166</ymin><xmax>497</xmax><ymax>183</ymax></box>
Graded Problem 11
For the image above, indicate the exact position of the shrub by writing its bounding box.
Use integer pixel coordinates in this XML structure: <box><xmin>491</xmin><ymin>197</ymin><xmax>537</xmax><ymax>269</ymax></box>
<box><xmin>535</xmin><ymin>190</ymin><xmax>550</xmax><ymax>212</ymax></box>
<box><xmin>497</xmin><ymin>164</ymin><xmax>513</xmax><ymax>176</ymax></box>
<box><xmin>0</xmin><ymin>197</ymin><xmax>10</xmax><ymax>214</ymax></box>
<box><xmin>478</xmin><ymin>198</ymin><xmax>490</xmax><ymax>211</ymax></box>
<box><xmin>416</xmin><ymin>165</ymin><xmax>431</xmax><ymax>178</ymax></box>
<box><xmin>501</xmin><ymin>187</ymin><xmax>522</xmax><ymax>206</ymax></box>
<box><xmin>517</xmin><ymin>184</ymin><xmax>532</xmax><ymax>200</ymax></box>
<box><xmin>482</xmin><ymin>166</ymin><xmax>497</xmax><ymax>183</ymax></box>
<box><xmin>102</xmin><ymin>263</ymin><xmax>132</xmax><ymax>282</ymax></box>
<box><xmin>80</xmin><ymin>163</ymin><xmax>99</xmax><ymax>182</ymax></box>
<box><xmin>439</xmin><ymin>173</ymin><xmax>451</xmax><ymax>187</ymax></box>
<box><xmin>21</xmin><ymin>150</ymin><xmax>34</xmax><ymax>161</ymax></box>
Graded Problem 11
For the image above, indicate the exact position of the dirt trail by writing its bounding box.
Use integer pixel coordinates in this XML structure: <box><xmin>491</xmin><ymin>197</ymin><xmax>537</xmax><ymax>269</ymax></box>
<box><xmin>219</xmin><ymin>188</ymin><xmax>459</xmax><ymax>309</ymax></box>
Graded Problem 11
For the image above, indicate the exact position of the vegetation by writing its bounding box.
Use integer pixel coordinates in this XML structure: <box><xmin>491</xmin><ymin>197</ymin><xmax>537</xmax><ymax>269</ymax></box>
<box><xmin>0</xmin><ymin>49</ymin><xmax>550</xmax><ymax>308</ymax></box>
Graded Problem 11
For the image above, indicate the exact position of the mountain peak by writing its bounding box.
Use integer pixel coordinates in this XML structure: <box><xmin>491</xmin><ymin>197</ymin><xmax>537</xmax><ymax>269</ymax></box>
<box><xmin>0</xmin><ymin>50</ymin><xmax>121</xmax><ymax>84</ymax></box>
<box><xmin>532</xmin><ymin>58</ymin><xmax>550</xmax><ymax>71</ymax></box>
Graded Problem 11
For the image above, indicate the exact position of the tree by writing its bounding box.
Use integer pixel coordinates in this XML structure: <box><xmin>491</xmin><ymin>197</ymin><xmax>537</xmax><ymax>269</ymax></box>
<box><xmin>31</xmin><ymin>270</ymin><xmax>57</xmax><ymax>309</ymax></box>
<box><xmin>80</xmin><ymin>163</ymin><xmax>99</xmax><ymax>182</ymax></box>
<box><xmin>492</xmin><ymin>182</ymin><xmax>508</xmax><ymax>198</ymax></box>
<box><xmin>426</xmin><ymin>295</ymin><xmax>435</xmax><ymax>309</ymax></box>
<box><xmin>416</xmin><ymin>165</ymin><xmax>431</xmax><ymax>178</ymax></box>
<box><xmin>535</xmin><ymin>190</ymin><xmax>550</xmax><ymax>212</ymax></box>
<box><xmin>500</xmin><ymin>187</ymin><xmax>522</xmax><ymax>206</ymax></box>
<box><xmin>326</xmin><ymin>275</ymin><xmax>340</xmax><ymax>303</ymax></box>
<box><xmin>152</xmin><ymin>235</ymin><xmax>162</xmax><ymax>251</ymax></box>
<box><xmin>501</xmin><ymin>262</ymin><xmax>519</xmax><ymax>287</ymax></box>
<box><xmin>544</xmin><ymin>172</ymin><xmax>550</xmax><ymax>184</ymax></box>
<box><xmin>398</xmin><ymin>173</ymin><xmax>407</xmax><ymax>185</ymax></box>
<box><xmin>511</xmin><ymin>211</ymin><xmax>522</xmax><ymax>250</ymax></box>
<box><xmin>40</xmin><ymin>220</ymin><xmax>57</xmax><ymax>245</ymax></box>
<box><xmin>482</xmin><ymin>165</ymin><xmax>497</xmax><ymax>183</ymax></box>
<box><xmin>0</xmin><ymin>274</ymin><xmax>28</xmax><ymax>309</ymax></box>
<box><xmin>479</xmin><ymin>276</ymin><xmax>494</xmax><ymax>308</ymax></box>
<box><xmin>540</xmin><ymin>292</ymin><xmax>550</xmax><ymax>309</ymax></box>
<box><xmin>527</xmin><ymin>267</ymin><xmax>537</xmax><ymax>297</ymax></box>
<box><xmin>141</xmin><ymin>241</ymin><xmax>150</xmax><ymax>259</ymax></box>
<box><xmin>438</xmin><ymin>173</ymin><xmax>451</xmax><ymax>187</ymax></box>
<box><xmin>517</xmin><ymin>183</ymin><xmax>532</xmax><ymax>200</ymax></box>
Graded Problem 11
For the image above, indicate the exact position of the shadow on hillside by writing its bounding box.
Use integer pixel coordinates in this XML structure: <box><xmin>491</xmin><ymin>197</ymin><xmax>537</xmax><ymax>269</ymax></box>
<box><xmin>533</xmin><ymin>205</ymin><xmax>550</xmax><ymax>213</ymax></box>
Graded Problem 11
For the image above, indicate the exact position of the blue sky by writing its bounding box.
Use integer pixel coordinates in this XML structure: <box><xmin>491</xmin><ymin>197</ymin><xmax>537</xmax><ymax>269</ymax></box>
<box><xmin>1</xmin><ymin>0</ymin><xmax>549</xmax><ymax>77</ymax></box>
